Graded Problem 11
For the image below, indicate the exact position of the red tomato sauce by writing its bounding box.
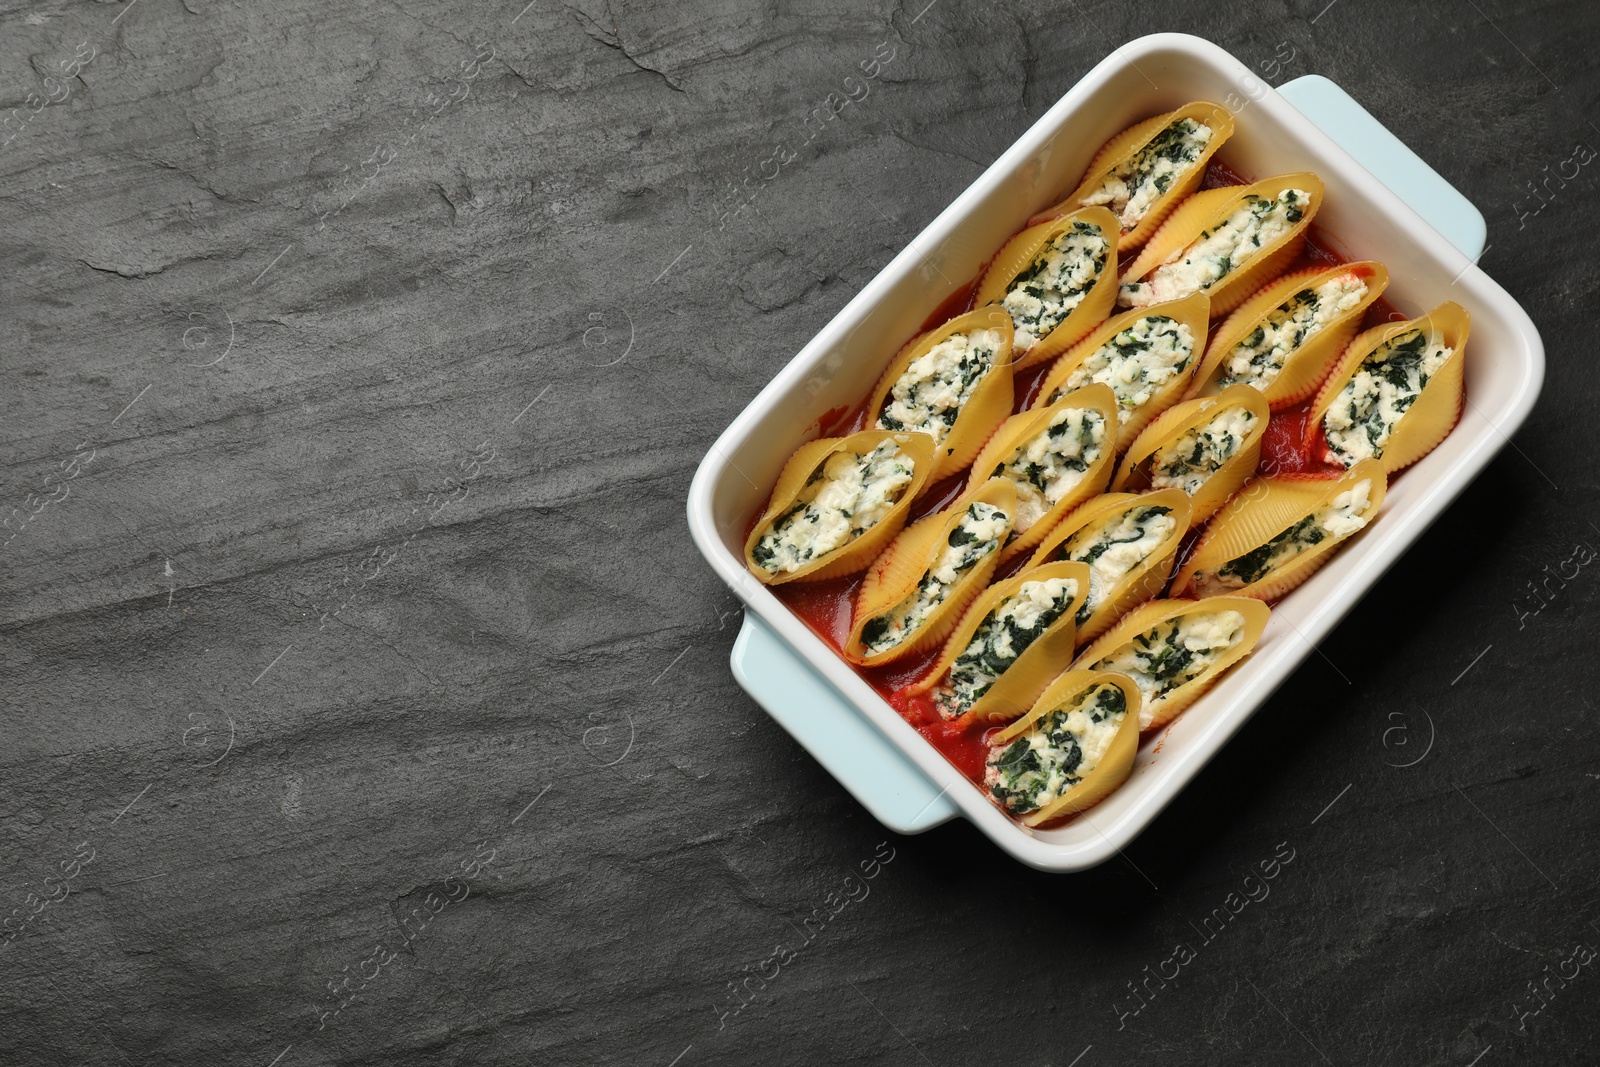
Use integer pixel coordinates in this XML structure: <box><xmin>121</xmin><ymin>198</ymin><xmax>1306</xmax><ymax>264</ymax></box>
<box><xmin>764</xmin><ymin>156</ymin><xmax>1461</xmax><ymax>803</ymax></box>
<box><xmin>920</xmin><ymin>270</ymin><xmax>986</xmax><ymax>333</ymax></box>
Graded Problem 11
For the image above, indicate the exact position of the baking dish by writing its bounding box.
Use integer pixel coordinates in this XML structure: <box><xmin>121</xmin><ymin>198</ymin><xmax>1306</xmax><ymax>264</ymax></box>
<box><xmin>686</xmin><ymin>33</ymin><xmax>1543</xmax><ymax>871</ymax></box>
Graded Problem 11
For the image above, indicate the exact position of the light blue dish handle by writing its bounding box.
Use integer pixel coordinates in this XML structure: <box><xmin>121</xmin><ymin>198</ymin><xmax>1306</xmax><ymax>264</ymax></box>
<box><xmin>1279</xmin><ymin>75</ymin><xmax>1487</xmax><ymax>260</ymax></box>
<box><xmin>731</xmin><ymin>613</ymin><xmax>956</xmax><ymax>832</ymax></box>
<box><xmin>730</xmin><ymin>75</ymin><xmax>1487</xmax><ymax>835</ymax></box>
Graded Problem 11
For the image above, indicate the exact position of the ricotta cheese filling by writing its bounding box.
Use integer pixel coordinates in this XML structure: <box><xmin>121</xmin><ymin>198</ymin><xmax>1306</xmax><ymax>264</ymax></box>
<box><xmin>1194</xmin><ymin>480</ymin><xmax>1372</xmax><ymax>596</ymax></box>
<box><xmin>1220</xmin><ymin>273</ymin><xmax>1368</xmax><ymax>390</ymax></box>
<box><xmin>751</xmin><ymin>441</ymin><xmax>917</xmax><ymax>575</ymax></box>
<box><xmin>1087</xmin><ymin>610</ymin><xmax>1247</xmax><ymax>710</ymax></box>
<box><xmin>985</xmin><ymin>683</ymin><xmax>1128</xmax><ymax>815</ymax></box>
<box><xmin>1148</xmin><ymin>405</ymin><xmax>1258</xmax><ymax>496</ymax></box>
<box><xmin>877</xmin><ymin>328</ymin><xmax>1004</xmax><ymax>450</ymax></box>
<box><xmin>992</xmin><ymin>407</ymin><xmax>1107</xmax><ymax>532</ymax></box>
<box><xmin>1322</xmin><ymin>328</ymin><xmax>1453</xmax><ymax>466</ymax></box>
<box><xmin>1051</xmin><ymin>315</ymin><xmax>1196</xmax><ymax>410</ymax></box>
<box><xmin>1119</xmin><ymin>188</ymin><xmax>1310</xmax><ymax>309</ymax></box>
<box><xmin>860</xmin><ymin>500</ymin><xmax>1010</xmax><ymax>654</ymax></box>
<box><xmin>1057</xmin><ymin>504</ymin><xmax>1178</xmax><ymax>624</ymax></box>
<box><xmin>1079</xmin><ymin>118</ymin><xmax>1214</xmax><ymax>233</ymax></box>
<box><xmin>1003</xmin><ymin>221</ymin><xmax>1111</xmax><ymax>351</ymax></box>
<box><xmin>935</xmin><ymin>576</ymin><xmax>1078</xmax><ymax>719</ymax></box>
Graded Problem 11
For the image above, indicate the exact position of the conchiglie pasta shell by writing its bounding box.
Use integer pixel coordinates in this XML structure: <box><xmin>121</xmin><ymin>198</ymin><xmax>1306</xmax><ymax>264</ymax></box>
<box><xmin>974</xmin><ymin>207</ymin><xmax>1120</xmax><ymax>369</ymax></box>
<box><xmin>1170</xmin><ymin>460</ymin><xmax>1388</xmax><ymax>601</ymax></box>
<box><xmin>844</xmin><ymin>478</ymin><xmax>1016</xmax><ymax>666</ymax></box>
<box><xmin>1305</xmin><ymin>301</ymin><xmax>1470</xmax><ymax>474</ymax></box>
<box><xmin>963</xmin><ymin>384</ymin><xmax>1119</xmax><ymax>565</ymax></box>
<box><xmin>1121</xmin><ymin>173</ymin><xmax>1326</xmax><ymax>317</ymax></box>
<box><xmin>865</xmin><ymin>305</ymin><xmax>1017</xmax><ymax>482</ymax></box>
<box><xmin>1072</xmin><ymin>596</ymin><xmax>1270</xmax><ymax>730</ymax></box>
<box><xmin>1027</xmin><ymin>101</ymin><xmax>1237</xmax><ymax>248</ymax></box>
<box><xmin>1033</xmin><ymin>291</ymin><xmax>1211</xmax><ymax>450</ymax></box>
<box><xmin>906</xmin><ymin>560</ymin><xmax>1090</xmax><ymax>727</ymax></box>
<box><xmin>1121</xmin><ymin>185</ymin><xmax>1238</xmax><ymax>280</ymax></box>
<box><xmin>744</xmin><ymin>430</ymin><xmax>938</xmax><ymax>584</ymax></box>
<box><xmin>1025</xmin><ymin>488</ymin><xmax>1193</xmax><ymax>644</ymax></box>
<box><xmin>990</xmin><ymin>669</ymin><xmax>1144</xmax><ymax>827</ymax></box>
<box><xmin>1111</xmin><ymin>383</ymin><xmax>1269</xmax><ymax>527</ymax></box>
<box><xmin>1185</xmin><ymin>261</ymin><xmax>1389</xmax><ymax>408</ymax></box>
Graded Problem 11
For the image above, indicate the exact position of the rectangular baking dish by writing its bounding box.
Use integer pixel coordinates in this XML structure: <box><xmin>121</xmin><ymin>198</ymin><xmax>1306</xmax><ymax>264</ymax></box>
<box><xmin>686</xmin><ymin>33</ymin><xmax>1543</xmax><ymax>871</ymax></box>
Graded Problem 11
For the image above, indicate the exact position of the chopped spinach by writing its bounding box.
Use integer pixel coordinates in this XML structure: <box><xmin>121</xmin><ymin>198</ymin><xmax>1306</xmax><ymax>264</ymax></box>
<box><xmin>947</xmin><ymin>579</ymin><xmax>1077</xmax><ymax>710</ymax></box>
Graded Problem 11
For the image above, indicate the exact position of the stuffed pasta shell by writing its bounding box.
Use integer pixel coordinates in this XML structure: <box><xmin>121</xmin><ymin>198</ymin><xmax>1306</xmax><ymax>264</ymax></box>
<box><xmin>908</xmin><ymin>561</ymin><xmax>1089</xmax><ymax>726</ymax></box>
<box><xmin>975</xmin><ymin>207</ymin><xmax>1120</xmax><ymax>369</ymax></box>
<box><xmin>1173</xmin><ymin>460</ymin><xmax>1387</xmax><ymax>600</ymax></box>
<box><xmin>845</xmin><ymin>480</ymin><xmax>1016</xmax><ymax>666</ymax></box>
<box><xmin>1028</xmin><ymin>101</ymin><xmax>1236</xmax><ymax>249</ymax></box>
<box><xmin>1307</xmin><ymin>301</ymin><xmax>1469</xmax><ymax>473</ymax></box>
<box><xmin>867</xmin><ymin>305</ymin><xmax>1016</xmax><ymax>481</ymax></box>
<box><xmin>1118</xmin><ymin>173</ymin><xmax>1324</xmax><ymax>316</ymax></box>
<box><xmin>1186</xmin><ymin>261</ymin><xmax>1388</xmax><ymax>408</ymax></box>
<box><xmin>1026</xmin><ymin>489</ymin><xmax>1191</xmax><ymax>644</ymax></box>
<box><xmin>745</xmin><ymin>430</ymin><xmax>937</xmax><ymax>583</ymax></box>
<box><xmin>1073</xmin><ymin>597</ymin><xmax>1270</xmax><ymax>731</ymax></box>
<box><xmin>1111</xmin><ymin>384</ymin><xmax>1269</xmax><ymax>527</ymax></box>
<box><xmin>985</xmin><ymin>670</ymin><xmax>1143</xmax><ymax>826</ymax></box>
<box><xmin>1034</xmin><ymin>292</ymin><xmax>1209</xmax><ymax>449</ymax></box>
<box><xmin>964</xmin><ymin>384</ymin><xmax>1119</xmax><ymax>564</ymax></box>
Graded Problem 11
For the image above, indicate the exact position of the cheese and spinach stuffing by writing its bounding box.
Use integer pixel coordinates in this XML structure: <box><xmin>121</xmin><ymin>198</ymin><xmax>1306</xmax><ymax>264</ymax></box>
<box><xmin>860</xmin><ymin>501</ymin><xmax>1010</xmax><ymax>654</ymax></box>
<box><xmin>1050</xmin><ymin>315</ymin><xmax>1196</xmax><ymax>410</ymax></box>
<box><xmin>1079</xmin><ymin>117</ymin><xmax>1214</xmax><ymax>234</ymax></box>
<box><xmin>1002</xmin><ymin>221</ymin><xmax>1111</xmax><ymax>351</ymax></box>
<box><xmin>1088</xmin><ymin>610</ymin><xmax>1247</xmax><ymax>709</ymax></box>
<box><xmin>1194</xmin><ymin>480</ymin><xmax>1372</xmax><ymax>596</ymax></box>
<box><xmin>992</xmin><ymin>407</ymin><xmax>1107</xmax><ymax>532</ymax></box>
<box><xmin>877</xmin><ymin>328</ymin><xmax>1003</xmax><ymax>450</ymax></box>
<box><xmin>1119</xmin><ymin>188</ymin><xmax>1310</xmax><ymax>309</ymax></box>
<box><xmin>1147</xmin><ymin>405</ymin><xmax>1258</xmax><ymax>496</ymax></box>
<box><xmin>1057</xmin><ymin>504</ymin><xmax>1178</xmax><ymax>624</ymax></box>
<box><xmin>1322</xmin><ymin>329</ymin><xmax>1454</xmax><ymax>466</ymax></box>
<box><xmin>1220</xmin><ymin>273</ymin><xmax>1368</xmax><ymax>390</ymax></box>
<box><xmin>935</xmin><ymin>576</ymin><xmax>1078</xmax><ymax>720</ymax></box>
<box><xmin>986</xmin><ymin>683</ymin><xmax>1128</xmax><ymax>816</ymax></box>
<box><xmin>751</xmin><ymin>441</ymin><xmax>917</xmax><ymax>575</ymax></box>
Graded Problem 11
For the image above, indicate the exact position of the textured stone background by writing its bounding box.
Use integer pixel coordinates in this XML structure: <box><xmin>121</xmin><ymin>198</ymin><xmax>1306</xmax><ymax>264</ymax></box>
<box><xmin>2</xmin><ymin>0</ymin><xmax>1596</xmax><ymax>1064</ymax></box>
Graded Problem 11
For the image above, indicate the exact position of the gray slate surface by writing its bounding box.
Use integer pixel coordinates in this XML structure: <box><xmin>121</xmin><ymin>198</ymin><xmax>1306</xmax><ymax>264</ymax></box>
<box><xmin>2</xmin><ymin>0</ymin><xmax>1596</xmax><ymax>1064</ymax></box>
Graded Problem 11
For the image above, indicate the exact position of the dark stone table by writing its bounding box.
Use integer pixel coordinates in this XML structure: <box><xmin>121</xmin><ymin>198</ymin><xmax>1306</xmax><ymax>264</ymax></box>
<box><xmin>2</xmin><ymin>1</ymin><xmax>1594</xmax><ymax>1064</ymax></box>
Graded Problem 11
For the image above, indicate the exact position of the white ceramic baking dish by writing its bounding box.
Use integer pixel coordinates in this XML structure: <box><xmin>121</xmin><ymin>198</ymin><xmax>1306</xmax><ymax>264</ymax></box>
<box><xmin>686</xmin><ymin>33</ymin><xmax>1543</xmax><ymax>871</ymax></box>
